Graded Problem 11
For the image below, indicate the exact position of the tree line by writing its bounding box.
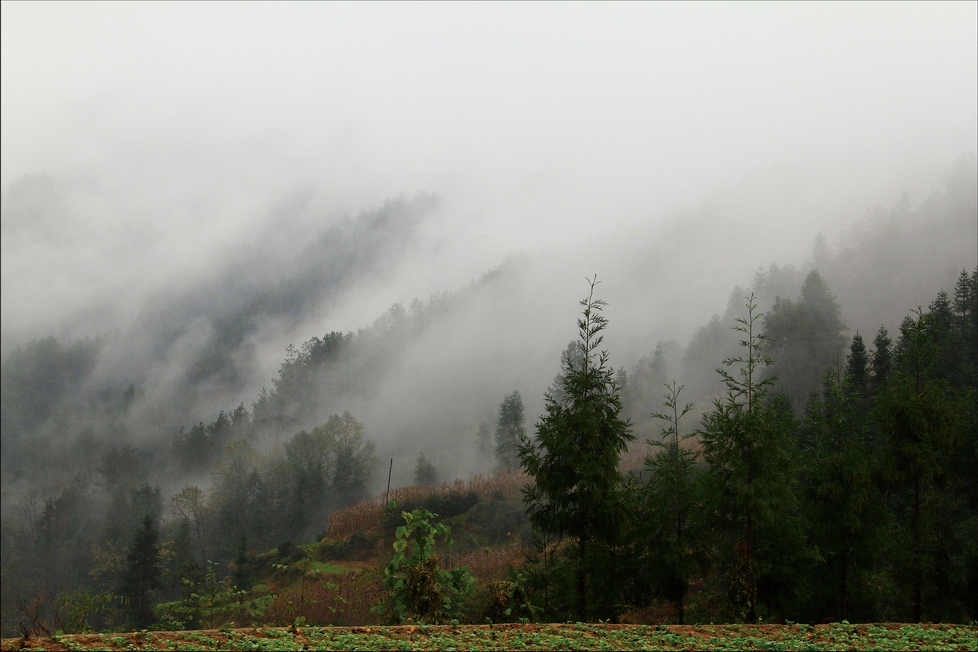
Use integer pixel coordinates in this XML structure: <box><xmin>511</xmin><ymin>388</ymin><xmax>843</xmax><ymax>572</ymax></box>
<box><xmin>512</xmin><ymin>269</ymin><xmax>976</xmax><ymax>624</ymax></box>
<box><xmin>1</xmin><ymin>258</ymin><xmax>974</xmax><ymax>632</ymax></box>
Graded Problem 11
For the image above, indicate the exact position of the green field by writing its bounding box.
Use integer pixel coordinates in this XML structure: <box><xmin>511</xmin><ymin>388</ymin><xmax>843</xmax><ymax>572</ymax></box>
<box><xmin>4</xmin><ymin>622</ymin><xmax>976</xmax><ymax>651</ymax></box>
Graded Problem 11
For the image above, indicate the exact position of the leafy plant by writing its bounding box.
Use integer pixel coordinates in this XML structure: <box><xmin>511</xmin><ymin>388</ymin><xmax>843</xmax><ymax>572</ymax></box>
<box><xmin>375</xmin><ymin>508</ymin><xmax>475</xmax><ymax>624</ymax></box>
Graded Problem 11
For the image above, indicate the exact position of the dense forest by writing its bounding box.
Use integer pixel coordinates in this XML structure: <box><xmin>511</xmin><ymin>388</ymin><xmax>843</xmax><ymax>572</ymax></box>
<box><xmin>1</xmin><ymin>162</ymin><xmax>976</xmax><ymax>635</ymax></box>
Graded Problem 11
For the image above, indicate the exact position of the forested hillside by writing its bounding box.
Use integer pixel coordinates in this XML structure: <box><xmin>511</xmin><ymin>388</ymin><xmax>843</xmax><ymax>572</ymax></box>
<box><xmin>1</xmin><ymin>164</ymin><xmax>976</xmax><ymax>635</ymax></box>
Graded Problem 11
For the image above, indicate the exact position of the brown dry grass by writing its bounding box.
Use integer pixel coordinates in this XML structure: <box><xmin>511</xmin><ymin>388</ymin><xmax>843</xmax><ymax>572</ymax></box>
<box><xmin>261</xmin><ymin>569</ymin><xmax>384</xmax><ymax>627</ymax></box>
<box><xmin>445</xmin><ymin>545</ymin><xmax>526</xmax><ymax>583</ymax></box>
<box><xmin>328</xmin><ymin>472</ymin><xmax>529</xmax><ymax>539</ymax></box>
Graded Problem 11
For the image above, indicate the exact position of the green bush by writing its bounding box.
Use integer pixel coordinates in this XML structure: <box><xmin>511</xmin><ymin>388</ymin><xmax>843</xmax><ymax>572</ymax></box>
<box><xmin>375</xmin><ymin>508</ymin><xmax>476</xmax><ymax>624</ymax></box>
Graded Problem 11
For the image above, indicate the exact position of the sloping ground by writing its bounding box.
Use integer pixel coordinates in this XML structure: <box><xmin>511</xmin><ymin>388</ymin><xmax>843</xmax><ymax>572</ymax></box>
<box><xmin>325</xmin><ymin>473</ymin><xmax>529</xmax><ymax>540</ymax></box>
<box><xmin>144</xmin><ymin>473</ymin><xmax>533</xmax><ymax>631</ymax></box>
<box><xmin>3</xmin><ymin>623</ymin><xmax>975</xmax><ymax>651</ymax></box>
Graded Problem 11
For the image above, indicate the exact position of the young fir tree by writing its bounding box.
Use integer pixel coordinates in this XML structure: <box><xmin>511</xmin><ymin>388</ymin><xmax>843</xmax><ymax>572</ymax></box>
<box><xmin>495</xmin><ymin>391</ymin><xmax>526</xmax><ymax>471</ymax></box>
<box><xmin>699</xmin><ymin>293</ymin><xmax>801</xmax><ymax>622</ymax></box>
<box><xmin>643</xmin><ymin>381</ymin><xmax>701</xmax><ymax>624</ymax></box>
<box><xmin>518</xmin><ymin>276</ymin><xmax>633</xmax><ymax>622</ymax></box>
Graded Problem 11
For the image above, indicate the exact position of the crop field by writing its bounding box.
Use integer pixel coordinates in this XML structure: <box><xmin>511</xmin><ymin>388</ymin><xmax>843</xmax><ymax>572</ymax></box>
<box><xmin>3</xmin><ymin>622</ymin><xmax>975</xmax><ymax>651</ymax></box>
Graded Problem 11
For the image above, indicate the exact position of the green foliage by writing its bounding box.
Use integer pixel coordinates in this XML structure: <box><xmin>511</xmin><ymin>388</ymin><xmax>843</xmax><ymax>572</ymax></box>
<box><xmin>154</xmin><ymin>561</ymin><xmax>270</xmax><ymax>631</ymax></box>
<box><xmin>475</xmin><ymin>571</ymin><xmax>538</xmax><ymax>623</ymax></box>
<box><xmin>495</xmin><ymin>391</ymin><xmax>526</xmax><ymax>471</ymax></box>
<box><xmin>206</xmin><ymin>413</ymin><xmax>376</xmax><ymax>561</ymax></box>
<box><xmin>700</xmin><ymin>293</ymin><xmax>804</xmax><ymax>622</ymax></box>
<box><xmin>120</xmin><ymin>515</ymin><xmax>162</xmax><ymax>629</ymax></box>
<box><xmin>643</xmin><ymin>381</ymin><xmax>702</xmax><ymax>624</ymax></box>
<box><xmin>317</xmin><ymin>531</ymin><xmax>375</xmax><ymax>562</ymax></box>
<box><xmin>871</xmin><ymin>326</ymin><xmax>893</xmax><ymax>393</ymax></box>
<box><xmin>171</xmin><ymin>405</ymin><xmax>252</xmax><ymax>475</ymax></box>
<box><xmin>876</xmin><ymin>308</ymin><xmax>963</xmax><ymax>622</ymax></box>
<box><xmin>36</xmin><ymin>622</ymin><xmax>978</xmax><ymax>650</ymax></box>
<box><xmin>376</xmin><ymin>508</ymin><xmax>475</xmax><ymax>624</ymax></box>
<box><xmin>762</xmin><ymin>270</ymin><xmax>848</xmax><ymax>409</ymax></box>
<box><xmin>519</xmin><ymin>276</ymin><xmax>634</xmax><ymax>621</ymax></box>
<box><xmin>281</xmin><ymin>413</ymin><xmax>376</xmax><ymax>541</ymax></box>
<box><xmin>799</xmin><ymin>363</ymin><xmax>878</xmax><ymax>622</ymax></box>
<box><xmin>54</xmin><ymin>590</ymin><xmax>117</xmax><ymax>634</ymax></box>
<box><xmin>621</xmin><ymin>341</ymin><xmax>681</xmax><ymax>424</ymax></box>
<box><xmin>414</xmin><ymin>454</ymin><xmax>439</xmax><ymax>486</ymax></box>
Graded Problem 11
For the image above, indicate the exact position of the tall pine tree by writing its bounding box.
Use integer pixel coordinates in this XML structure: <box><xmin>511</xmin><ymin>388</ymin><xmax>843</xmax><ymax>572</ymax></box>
<box><xmin>519</xmin><ymin>276</ymin><xmax>633</xmax><ymax>621</ymax></box>
<box><xmin>495</xmin><ymin>391</ymin><xmax>526</xmax><ymax>471</ymax></box>
<box><xmin>120</xmin><ymin>515</ymin><xmax>161</xmax><ymax>629</ymax></box>
<box><xmin>700</xmin><ymin>293</ymin><xmax>802</xmax><ymax>622</ymax></box>
<box><xmin>643</xmin><ymin>381</ymin><xmax>702</xmax><ymax>624</ymax></box>
<box><xmin>876</xmin><ymin>309</ymin><xmax>960</xmax><ymax>621</ymax></box>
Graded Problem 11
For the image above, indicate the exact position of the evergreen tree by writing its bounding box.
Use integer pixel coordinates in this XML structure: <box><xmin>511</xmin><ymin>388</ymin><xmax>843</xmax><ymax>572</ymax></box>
<box><xmin>414</xmin><ymin>453</ymin><xmax>439</xmax><ymax>486</ymax></box>
<box><xmin>928</xmin><ymin>291</ymin><xmax>959</xmax><ymax>386</ymax></box>
<box><xmin>950</xmin><ymin>268</ymin><xmax>978</xmax><ymax>620</ymax></box>
<box><xmin>622</xmin><ymin>341</ymin><xmax>681</xmax><ymax>423</ymax></box>
<box><xmin>801</xmin><ymin>364</ymin><xmax>877</xmax><ymax>621</ymax></box>
<box><xmin>120</xmin><ymin>515</ymin><xmax>161</xmax><ymax>629</ymax></box>
<box><xmin>845</xmin><ymin>332</ymin><xmax>869</xmax><ymax>400</ymax></box>
<box><xmin>952</xmin><ymin>268</ymin><xmax>977</xmax><ymax>389</ymax></box>
<box><xmin>762</xmin><ymin>270</ymin><xmax>847</xmax><ymax>409</ymax></box>
<box><xmin>495</xmin><ymin>391</ymin><xmax>526</xmax><ymax>471</ymax></box>
<box><xmin>476</xmin><ymin>421</ymin><xmax>493</xmax><ymax>460</ymax></box>
<box><xmin>870</xmin><ymin>326</ymin><xmax>893</xmax><ymax>395</ymax></box>
<box><xmin>643</xmin><ymin>381</ymin><xmax>701</xmax><ymax>624</ymax></box>
<box><xmin>700</xmin><ymin>293</ymin><xmax>802</xmax><ymax>622</ymax></box>
<box><xmin>518</xmin><ymin>277</ymin><xmax>634</xmax><ymax>621</ymax></box>
<box><xmin>876</xmin><ymin>309</ymin><xmax>960</xmax><ymax>621</ymax></box>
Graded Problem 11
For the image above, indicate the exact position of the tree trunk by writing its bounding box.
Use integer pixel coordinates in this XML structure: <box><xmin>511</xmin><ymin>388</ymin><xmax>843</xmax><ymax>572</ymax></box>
<box><xmin>913</xmin><ymin>477</ymin><xmax>922</xmax><ymax>623</ymax></box>
<box><xmin>578</xmin><ymin>534</ymin><xmax>588</xmax><ymax>621</ymax></box>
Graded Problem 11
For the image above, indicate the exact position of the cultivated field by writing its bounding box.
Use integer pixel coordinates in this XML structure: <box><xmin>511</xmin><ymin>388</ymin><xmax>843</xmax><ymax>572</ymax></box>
<box><xmin>3</xmin><ymin>622</ymin><xmax>975</xmax><ymax>651</ymax></box>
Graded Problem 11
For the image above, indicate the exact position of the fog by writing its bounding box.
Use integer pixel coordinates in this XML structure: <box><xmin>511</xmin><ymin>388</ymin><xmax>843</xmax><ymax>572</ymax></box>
<box><xmin>2</xmin><ymin>3</ymin><xmax>976</xmax><ymax>490</ymax></box>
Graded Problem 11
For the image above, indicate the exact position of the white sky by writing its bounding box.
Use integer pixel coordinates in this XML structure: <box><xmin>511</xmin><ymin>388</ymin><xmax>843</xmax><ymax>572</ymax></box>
<box><xmin>2</xmin><ymin>2</ymin><xmax>977</xmax><ymax>340</ymax></box>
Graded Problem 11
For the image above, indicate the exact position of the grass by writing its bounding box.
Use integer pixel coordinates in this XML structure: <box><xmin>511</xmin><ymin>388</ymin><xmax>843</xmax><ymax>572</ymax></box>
<box><xmin>3</xmin><ymin>623</ymin><xmax>975</xmax><ymax>651</ymax></box>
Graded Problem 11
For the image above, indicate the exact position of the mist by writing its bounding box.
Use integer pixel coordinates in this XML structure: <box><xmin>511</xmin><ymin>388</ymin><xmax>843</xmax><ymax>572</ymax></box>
<box><xmin>2</xmin><ymin>2</ymin><xmax>976</xmax><ymax>494</ymax></box>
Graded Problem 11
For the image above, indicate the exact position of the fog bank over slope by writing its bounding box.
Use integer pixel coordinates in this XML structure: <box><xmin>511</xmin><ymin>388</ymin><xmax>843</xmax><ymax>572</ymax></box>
<box><xmin>4</xmin><ymin>3</ymin><xmax>975</xmax><ymax>344</ymax></box>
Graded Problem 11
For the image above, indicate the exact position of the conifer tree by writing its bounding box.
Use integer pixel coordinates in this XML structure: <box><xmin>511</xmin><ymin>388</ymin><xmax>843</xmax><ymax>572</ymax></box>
<box><xmin>414</xmin><ymin>453</ymin><xmax>439</xmax><ymax>486</ymax></box>
<box><xmin>120</xmin><ymin>515</ymin><xmax>161</xmax><ymax>629</ymax></box>
<box><xmin>700</xmin><ymin>293</ymin><xmax>800</xmax><ymax>622</ymax></box>
<box><xmin>876</xmin><ymin>308</ymin><xmax>960</xmax><ymax>621</ymax></box>
<box><xmin>952</xmin><ymin>268</ymin><xmax>977</xmax><ymax>389</ymax></box>
<box><xmin>519</xmin><ymin>276</ymin><xmax>633</xmax><ymax>621</ymax></box>
<box><xmin>845</xmin><ymin>332</ymin><xmax>869</xmax><ymax>400</ymax></box>
<box><xmin>495</xmin><ymin>391</ymin><xmax>526</xmax><ymax>471</ymax></box>
<box><xmin>870</xmin><ymin>326</ymin><xmax>893</xmax><ymax>395</ymax></box>
<box><xmin>762</xmin><ymin>270</ymin><xmax>847</xmax><ymax>409</ymax></box>
<box><xmin>644</xmin><ymin>381</ymin><xmax>701</xmax><ymax>624</ymax></box>
<box><xmin>801</xmin><ymin>363</ymin><xmax>876</xmax><ymax>621</ymax></box>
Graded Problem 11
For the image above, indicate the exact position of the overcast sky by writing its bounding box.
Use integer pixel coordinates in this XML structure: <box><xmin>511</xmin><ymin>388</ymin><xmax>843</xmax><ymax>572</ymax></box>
<box><xmin>2</xmin><ymin>2</ymin><xmax>976</xmax><ymax>343</ymax></box>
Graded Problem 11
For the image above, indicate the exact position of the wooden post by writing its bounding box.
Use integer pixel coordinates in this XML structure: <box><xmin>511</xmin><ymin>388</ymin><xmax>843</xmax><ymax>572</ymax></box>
<box><xmin>385</xmin><ymin>458</ymin><xmax>393</xmax><ymax>506</ymax></box>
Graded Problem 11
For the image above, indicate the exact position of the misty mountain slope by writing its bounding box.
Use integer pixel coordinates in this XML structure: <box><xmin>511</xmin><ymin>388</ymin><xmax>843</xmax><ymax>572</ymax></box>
<box><xmin>3</xmin><ymin>160</ymin><xmax>976</xmax><ymax>500</ymax></box>
<box><xmin>0</xmin><ymin>192</ymin><xmax>441</xmax><ymax>487</ymax></box>
<box><xmin>121</xmin><ymin>191</ymin><xmax>441</xmax><ymax>400</ymax></box>
<box><xmin>614</xmin><ymin>159</ymin><xmax>977</xmax><ymax>431</ymax></box>
<box><xmin>821</xmin><ymin>156</ymin><xmax>978</xmax><ymax>337</ymax></box>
